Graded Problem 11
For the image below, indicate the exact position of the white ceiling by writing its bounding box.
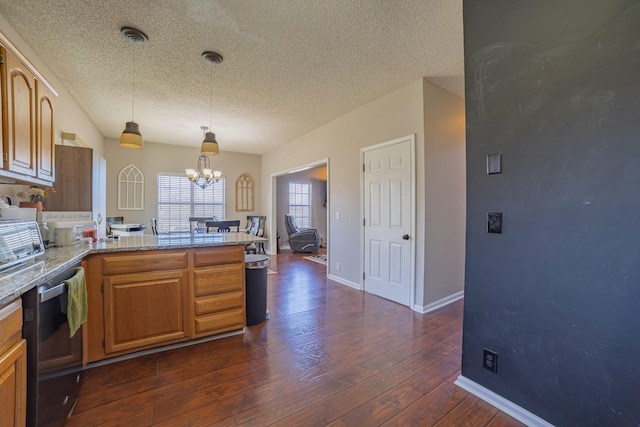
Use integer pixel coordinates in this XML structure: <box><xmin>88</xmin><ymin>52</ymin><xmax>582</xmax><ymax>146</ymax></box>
<box><xmin>0</xmin><ymin>0</ymin><xmax>464</xmax><ymax>155</ymax></box>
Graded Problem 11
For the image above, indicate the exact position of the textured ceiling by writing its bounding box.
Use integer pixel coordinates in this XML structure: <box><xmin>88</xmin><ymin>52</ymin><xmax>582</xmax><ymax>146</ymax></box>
<box><xmin>0</xmin><ymin>0</ymin><xmax>463</xmax><ymax>154</ymax></box>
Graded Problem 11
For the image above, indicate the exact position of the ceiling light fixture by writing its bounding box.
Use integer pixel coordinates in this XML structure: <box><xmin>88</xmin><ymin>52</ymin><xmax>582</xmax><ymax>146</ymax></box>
<box><xmin>200</xmin><ymin>51</ymin><xmax>223</xmax><ymax>155</ymax></box>
<box><xmin>119</xmin><ymin>26</ymin><xmax>148</xmax><ymax>149</ymax></box>
<box><xmin>185</xmin><ymin>51</ymin><xmax>224</xmax><ymax>189</ymax></box>
<box><xmin>185</xmin><ymin>126</ymin><xmax>222</xmax><ymax>189</ymax></box>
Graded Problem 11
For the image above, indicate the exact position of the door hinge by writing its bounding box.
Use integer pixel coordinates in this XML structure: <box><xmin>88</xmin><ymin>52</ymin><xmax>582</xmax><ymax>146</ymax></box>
<box><xmin>363</xmin><ymin>218</ymin><xmax>365</xmax><ymax>226</ymax></box>
<box><xmin>362</xmin><ymin>163</ymin><xmax>365</xmax><ymax>172</ymax></box>
<box><xmin>0</xmin><ymin>54</ymin><xmax>4</xmax><ymax>65</ymax></box>
<box><xmin>2</xmin><ymin>152</ymin><xmax>7</xmax><ymax>162</ymax></box>
<box><xmin>363</xmin><ymin>272</ymin><xmax>365</xmax><ymax>280</ymax></box>
<box><xmin>102</xmin><ymin>339</ymin><xmax>105</xmax><ymax>349</ymax></box>
<box><xmin>101</xmin><ymin>284</ymin><xmax>104</xmax><ymax>293</ymax></box>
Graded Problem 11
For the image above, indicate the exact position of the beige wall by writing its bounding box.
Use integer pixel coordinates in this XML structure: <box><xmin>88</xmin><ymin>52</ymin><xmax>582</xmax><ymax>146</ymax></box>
<box><xmin>0</xmin><ymin>15</ymin><xmax>104</xmax><ymax>154</ymax></box>
<box><xmin>261</xmin><ymin>79</ymin><xmax>426</xmax><ymax>292</ymax></box>
<box><xmin>422</xmin><ymin>80</ymin><xmax>466</xmax><ymax>306</ymax></box>
<box><xmin>261</xmin><ymin>78</ymin><xmax>465</xmax><ymax>310</ymax></box>
<box><xmin>103</xmin><ymin>138</ymin><xmax>261</xmax><ymax>231</ymax></box>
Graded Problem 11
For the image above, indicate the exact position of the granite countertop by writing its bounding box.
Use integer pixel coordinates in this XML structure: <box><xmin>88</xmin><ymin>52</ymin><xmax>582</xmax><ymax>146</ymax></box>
<box><xmin>0</xmin><ymin>232</ymin><xmax>267</xmax><ymax>307</ymax></box>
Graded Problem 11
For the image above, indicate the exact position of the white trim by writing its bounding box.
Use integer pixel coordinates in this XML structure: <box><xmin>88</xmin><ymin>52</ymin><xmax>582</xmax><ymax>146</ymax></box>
<box><xmin>360</xmin><ymin>134</ymin><xmax>416</xmax><ymax>307</ymax></box>
<box><xmin>328</xmin><ymin>274</ymin><xmax>362</xmax><ymax>290</ymax></box>
<box><xmin>268</xmin><ymin>158</ymin><xmax>330</xmax><ymax>269</ymax></box>
<box><xmin>454</xmin><ymin>376</ymin><xmax>554</xmax><ymax>427</ymax></box>
<box><xmin>412</xmin><ymin>290</ymin><xmax>464</xmax><ymax>314</ymax></box>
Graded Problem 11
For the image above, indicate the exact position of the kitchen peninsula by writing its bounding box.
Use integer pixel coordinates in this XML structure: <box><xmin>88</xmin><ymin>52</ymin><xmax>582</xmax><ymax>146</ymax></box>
<box><xmin>0</xmin><ymin>232</ymin><xmax>268</xmax><ymax>364</ymax></box>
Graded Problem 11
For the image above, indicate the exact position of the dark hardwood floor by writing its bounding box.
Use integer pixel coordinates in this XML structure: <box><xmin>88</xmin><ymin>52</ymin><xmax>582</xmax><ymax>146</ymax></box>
<box><xmin>65</xmin><ymin>250</ymin><xmax>524</xmax><ymax>426</ymax></box>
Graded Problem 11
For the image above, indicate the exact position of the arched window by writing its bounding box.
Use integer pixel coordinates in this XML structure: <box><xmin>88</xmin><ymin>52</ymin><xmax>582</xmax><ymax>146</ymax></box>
<box><xmin>235</xmin><ymin>173</ymin><xmax>254</xmax><ymax>212</ymax></box>
<box><xmin>118</xmin><ymin>164</ymin><xmax>144</xmax><ymax>210</ymax></box>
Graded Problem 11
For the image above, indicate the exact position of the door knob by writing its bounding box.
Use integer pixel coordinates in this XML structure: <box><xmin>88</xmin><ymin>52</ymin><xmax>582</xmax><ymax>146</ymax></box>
<box><xmin>402</xmin><ymin>234</ymin><xmax>410</xmax><ymax>240</ymax></box>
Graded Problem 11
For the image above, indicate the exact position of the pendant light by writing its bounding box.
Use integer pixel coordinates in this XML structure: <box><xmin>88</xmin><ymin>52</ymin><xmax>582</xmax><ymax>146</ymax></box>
<box><xmin>200</xmin><ymin>51</ymin><xmax>223</xmax><ymax>155</ymax></box>
<box><xmin>185</xmin><ymin>127</ymin><xmax>222</xmax><ymax>189</ymax></box>
<box><xmin>185</xmin><ymin>51</ymin><xmax>224</xmax><ymax>189</ymax></box>
<box><xmin>119</xmin><ymin>26</ymin><xmax>148</xmax><ymax>149</ymax></box>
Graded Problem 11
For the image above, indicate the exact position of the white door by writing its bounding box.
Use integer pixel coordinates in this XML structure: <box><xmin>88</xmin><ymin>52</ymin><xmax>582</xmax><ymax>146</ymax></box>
<box><xmin>363</xmin><ymin>137</ymin><xmax>413</xmax><ymax>306</ymax></box>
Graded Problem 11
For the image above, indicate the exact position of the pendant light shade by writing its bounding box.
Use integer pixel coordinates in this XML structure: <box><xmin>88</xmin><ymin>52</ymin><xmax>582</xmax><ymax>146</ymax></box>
<box><xmin>119</xmin><ymin>26</ymin><xmax>148</xmax><ymax>149</ymax></box>
<box><xmin>200</xmin><ymin>131</ymin><xmax>219</xmax><ymax>155</ymax></box>
<box><xmin>120</xmin><ymin>121</ymin><xmax>143</xmax><ymax>149</ymax></box>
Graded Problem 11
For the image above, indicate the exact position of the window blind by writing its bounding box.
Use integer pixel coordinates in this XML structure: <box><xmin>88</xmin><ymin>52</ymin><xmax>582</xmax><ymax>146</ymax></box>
<box><xmin>157</xmin><ymin>173</ymin><xmax>225</xmax><ymax>233</ymax></box>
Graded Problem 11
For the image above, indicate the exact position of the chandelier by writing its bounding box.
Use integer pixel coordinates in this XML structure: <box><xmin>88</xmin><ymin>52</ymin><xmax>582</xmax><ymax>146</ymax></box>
<box><xmin>185</xmin><ymin>126</ymin><xmax>222</xmax><ymax>189</ymax></box>
<box><xmin>186</xmin><ymin>51</ymin><xmax>224</xmax><ymax>189</ymax></box>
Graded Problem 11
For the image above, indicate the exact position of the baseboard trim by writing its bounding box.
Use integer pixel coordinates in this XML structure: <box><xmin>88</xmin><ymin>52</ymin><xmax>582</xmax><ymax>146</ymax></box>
<box><xmin>412</xmin><ymin>290</ymin><xmax>464</xmax><ymax>314</ymax></box>
<box><xmin>328</xmin><ymin>274</ymin><xmax>362</xmax><ymax>290</ymax></box>
<box><xmin>454</xmin><ymin>376</ymin><xmax>554</xmax><ymax>427</ymax></box>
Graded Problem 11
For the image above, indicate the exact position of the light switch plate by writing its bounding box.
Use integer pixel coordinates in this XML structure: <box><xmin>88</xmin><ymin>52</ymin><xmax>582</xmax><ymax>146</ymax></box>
<box><xmin>487</xmin><ymin>153</ymin><xmax>502</xmax><ymax>174</ymax></box>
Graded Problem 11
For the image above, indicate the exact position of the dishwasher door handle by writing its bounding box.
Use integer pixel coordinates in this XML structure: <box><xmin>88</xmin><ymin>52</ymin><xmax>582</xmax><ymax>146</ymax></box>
<box><xmin>39</xmin><ymin>282</ymin><xmax>66</xmax><ymax>303</ymax></box>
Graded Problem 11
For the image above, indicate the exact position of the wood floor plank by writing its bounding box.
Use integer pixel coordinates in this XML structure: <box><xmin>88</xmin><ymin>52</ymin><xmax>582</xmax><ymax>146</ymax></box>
<box><xmin>65</xmin><ymin>250</ymin><xmax>522</xmax><ymax>426</ymax></box>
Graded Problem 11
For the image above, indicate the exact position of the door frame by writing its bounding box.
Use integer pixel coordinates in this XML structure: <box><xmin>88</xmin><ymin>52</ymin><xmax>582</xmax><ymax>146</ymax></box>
<box><xmin>268</xmin><ymin>158</ymin><xmax>330</xmax><ymax>263</ymax></box>
<box><xmin>360</xmin><ymin>134</ymin><xmax>416</xmax><ymax>307</ymax></box>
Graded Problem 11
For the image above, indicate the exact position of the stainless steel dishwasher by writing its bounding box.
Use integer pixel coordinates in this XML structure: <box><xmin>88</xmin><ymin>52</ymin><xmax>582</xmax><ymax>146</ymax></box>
<box><xmin>22</xmin><ymin>264</ymin><xmax>84</xmax><ymax>427</ymax></box>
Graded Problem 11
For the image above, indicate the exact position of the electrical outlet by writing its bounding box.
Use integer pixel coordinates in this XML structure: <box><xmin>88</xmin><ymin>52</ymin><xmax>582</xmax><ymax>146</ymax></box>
<box><xmin>487</xmin><ymin>212</ymin><xmax>502</xmax><ymax>234</ymax></box>
<box><xmin>483</xmin><ymin>348</ymin><xmax>498</xmax><ymax>373</ymax></box>
<box><xmin>336</xmin><ymin>262</ymin><xmax>341</xmax><ymax>271</ymax></box>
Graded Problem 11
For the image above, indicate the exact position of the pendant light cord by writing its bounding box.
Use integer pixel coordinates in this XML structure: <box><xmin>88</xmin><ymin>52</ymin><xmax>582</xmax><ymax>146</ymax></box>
<box><xmin>131</xmin><ymin>47</ymin><xmax>136</xmax><ymax>121</ymax></box>
<box><xmin>209</xmin><ymin>67</ymin><xmax>213</xmax><ymax>129</ymax></box>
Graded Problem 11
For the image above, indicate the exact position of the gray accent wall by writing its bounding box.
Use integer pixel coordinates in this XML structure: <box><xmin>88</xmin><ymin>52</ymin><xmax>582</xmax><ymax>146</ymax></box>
<box><xmin>462</xmin><ymin>1</ymin><xmax>640</xmax><ymax>425</ymax></box>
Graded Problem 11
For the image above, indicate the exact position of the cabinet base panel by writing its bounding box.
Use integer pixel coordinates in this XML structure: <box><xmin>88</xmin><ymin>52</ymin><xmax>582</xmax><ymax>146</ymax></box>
<box><xmin>84</xmin><ymin>328</ymin><xmax>245</xmax><ymax>370</ymax></box>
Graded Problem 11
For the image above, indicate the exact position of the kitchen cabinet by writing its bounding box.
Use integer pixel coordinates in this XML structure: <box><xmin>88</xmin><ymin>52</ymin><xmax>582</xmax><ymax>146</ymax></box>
<box><xmin>0</xmin><ymin>299</ymin><xmax>27</xmax><ymax>427</ymax></box>
<box><xmin>192</xmin><ymin>246</ymin><xmax>245</xmax><ymax>337</ymax></box>
<box><xmin>104</xmin><ymin>270</ymin><xmax>189</xmax><ymax>354</ymax></box>
<box><xmin>3</xmin><ymin>47</ymin><xmax>36</xmax><ymax>178</ymax></box>
<box><xmin>0</xmin><ymin>33</ymin><xmax>57</xmax><ymax>186</ymax></box>
<box><xmin>36</xmin><ymin>81</ymin><xmax>55</xmax><ymax>182</ymax></box>
<box><xmin>43</xmin><ymin>145</ymin><xmax>107</xmax><ymax>236</ymax></box>
<box><xmin>83</xmin><ymin>246</ymin><xmax>246</xmax><ymax>364</ymax></box>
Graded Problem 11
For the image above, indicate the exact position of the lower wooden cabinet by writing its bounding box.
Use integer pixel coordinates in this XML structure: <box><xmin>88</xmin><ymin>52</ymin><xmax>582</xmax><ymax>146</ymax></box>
<box><xmin>0</xmin><ymin>299</ymin><xmax>26</xmax><ymax>427</ymax></box>
<box><xmin>84</xmin><ymin>246</ymin><xmax>246</xmax><ymax>363</ymax></box>
<box><xmin>103</xmin><ymin>270</ymin><xmax>189</xmax><ymax>354</ymax></box>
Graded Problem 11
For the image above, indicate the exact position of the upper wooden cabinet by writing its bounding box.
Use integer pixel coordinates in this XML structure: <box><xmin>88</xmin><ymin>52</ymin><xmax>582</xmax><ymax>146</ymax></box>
<box><xmin>0</xmin><ymin>32</ymin><xmax>57</xmax><ymax>186</ymax></box>
<box><xmin>3</xmin><ymin>48</ymin><xmax>36</xmax><ymax>177</ymax></box>
<box><xmin>36</xmin><ymin>81</ymin><xmax>55</xmax><ymax>182</ymax></box>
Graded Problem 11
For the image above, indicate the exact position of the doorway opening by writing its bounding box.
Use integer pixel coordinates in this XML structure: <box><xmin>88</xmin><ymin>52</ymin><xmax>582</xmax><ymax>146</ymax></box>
<box><xmin>269</xmin><ymin>159</ymin><xmax>329</xmax><ymax>272</ymax></box>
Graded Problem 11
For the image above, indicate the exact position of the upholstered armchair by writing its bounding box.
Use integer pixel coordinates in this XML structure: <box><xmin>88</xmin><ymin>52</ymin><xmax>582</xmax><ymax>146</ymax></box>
<box><xmin>284</xmin><ymin>214</ymin><xmax>320</xmax><ymax>253</ymax></box>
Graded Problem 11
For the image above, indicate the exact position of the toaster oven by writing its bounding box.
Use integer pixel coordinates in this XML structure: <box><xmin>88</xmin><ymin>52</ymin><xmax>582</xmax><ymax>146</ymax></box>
<box><xmin>0</xmin><ymin>220</ymin><xmax>45</xmax><ymax>271</ymax></box>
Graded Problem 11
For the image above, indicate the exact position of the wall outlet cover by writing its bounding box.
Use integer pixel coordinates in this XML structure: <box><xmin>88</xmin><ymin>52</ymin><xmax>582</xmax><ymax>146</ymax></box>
<box><xmin>483</xmin><ymin>348</ymin><xmax>498</xmax><ymax>373</ymax></box>
<box><xmin>488</xmin><ymin>212</ymin><xmax>503</xmax><ymax>233</ymax></box>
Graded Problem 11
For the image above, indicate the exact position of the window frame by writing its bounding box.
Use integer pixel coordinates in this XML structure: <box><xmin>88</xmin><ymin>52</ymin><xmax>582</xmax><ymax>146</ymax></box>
<box><xmin>288</xmin><ymin>181</ymin><xmax>312</xmax><ymax>229</ymax></box>
<box><xmin>157</xmin><ymin>172</ymin><xmax>225</xmax><ymax>233</ymax></box>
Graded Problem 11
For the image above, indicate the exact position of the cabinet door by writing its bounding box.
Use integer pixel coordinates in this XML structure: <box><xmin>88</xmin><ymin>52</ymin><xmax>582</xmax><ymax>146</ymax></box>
<box><xmin>43</xmin><ymin>145</ymin><xmax>92</xmax><ymax>211</ymax></box>
<box><xmin>4</xmin><ymin>50</ymin><xmax>36</xmax><ymax>176</ymax></box>
<box><xmin>103</xmin><ymin>270</ymin><xmax>189</xmax><ymax>355</ymax></box>
<box><xmin>0</xmin><ymin>340</ymin><xmax>27</xmax><ymax>427</ymax></box>
<box><xmin>36</xmin><ymin>80</ymin><xmax>55</xmax><ymax>181</ymax></box>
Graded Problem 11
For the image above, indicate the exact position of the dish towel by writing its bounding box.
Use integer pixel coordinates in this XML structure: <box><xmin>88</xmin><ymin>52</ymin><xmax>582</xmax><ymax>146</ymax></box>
<box><xmin>64</xmin><ymin>267</ymin><xmax>88</xmax><ymax>338</ymax></box>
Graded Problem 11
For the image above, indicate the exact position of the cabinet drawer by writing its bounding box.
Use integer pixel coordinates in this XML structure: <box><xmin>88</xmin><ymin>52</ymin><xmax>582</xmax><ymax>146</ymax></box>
<box><xmin>193</xmin><ymin>246</ymin><xmax>244</xmax><ymax>266</ymax></box>
<box><xmin>195</xmin><ymin>308</ymin><xmax>244</xmax><ymax>335</ymax></box>
<box><xmin>194</xmin><ymin>291</ymin><xmax>244</xmax><ymax>316</ymax></box>
<box><xmin>193</xmin><ymin>264</ymin><xmax>244</xmax><ymax>297</ymax></box>
<box><xmin>102</xmin><ymin>251</ymin><xmax>188</xmax><ymax>275</ymax></box>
